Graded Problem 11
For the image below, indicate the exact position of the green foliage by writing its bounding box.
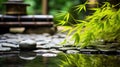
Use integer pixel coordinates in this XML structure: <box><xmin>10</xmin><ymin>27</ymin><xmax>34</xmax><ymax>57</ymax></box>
<box><xmin>56</xmin><ymin>1</ymin><xmax>120</xmax><ymax>48</ymax></box>
<box><xmin>49</xmin><ymin>0</ymin><xmax>80</xmax><ymax>15</ymax></box>
<box><xmin>59</xmin><ymin>54</ymin><xmax>120</xmax><ymax>67</ymax></box>
<box><xmin>0</xmin><ymin>0</ymin><xmax>7</xmax><ymax>13</ymax></box>
<box><xmin>24</xmin><ymin>0</ymin><xmax>80</xmax><ymax>15</ymax></box>
<box><xmin>24</xmin><ymin>0</ymin><xmax>42</xmax><ymax>14</ymax></box>
<box><xmin>0</xmin><ymin>0</ymin><xmax>80</xmax><ymax>15</ymax></box>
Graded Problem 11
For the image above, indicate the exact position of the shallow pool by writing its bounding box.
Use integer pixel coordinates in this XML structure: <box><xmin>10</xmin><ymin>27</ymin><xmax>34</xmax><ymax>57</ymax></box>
<box><xmin>0</xmin><ymin>51</ymin><xmax>120</xmax><ymax>67</ymax></box>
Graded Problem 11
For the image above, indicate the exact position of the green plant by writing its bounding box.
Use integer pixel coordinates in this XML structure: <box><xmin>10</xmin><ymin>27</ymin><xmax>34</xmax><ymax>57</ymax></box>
<box><xmin>55</xmin><ymin>1</ymin><xmax>120</xmax><ymax>48</ymax></box>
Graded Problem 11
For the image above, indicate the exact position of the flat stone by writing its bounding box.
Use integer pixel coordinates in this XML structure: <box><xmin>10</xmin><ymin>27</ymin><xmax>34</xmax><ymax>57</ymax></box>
<box><xmin>59</xmin><ymin>47</ymin><xmax>77</xmax><ymax>50</ymax></box>
<box><xmin>63</xmin><ymin>44</ymin><xmax>75</xmax><ymax>47</ymax></box>
<box><xmin>51</xmin><ymin>45</ymin><xmax>63</xmax><ymax>49</ymax></box>
<box><xmin>59</xmin><ymin>47</ymin><xmax>77</xmax><ymax>52</ymax></box>
<box><xmin>52</xmin><ymin>38</ymin><xmax>63</xmax><ymax>44</ymax></box>
<box><xmin>6</xmin><ymin>39</ymin><xmax>20</xmax><ymax>44</ymax></box>
<box><xmin>0</xmin><ymin>36</ymin><xmax>8</xmax><ymax>40</ymax></box>
<box><xmin>52</xmin><ymin>35</ymin><xmax>59</xmax><ymax>38</ymax></box>
<box><xmin>1</xmin><ymin>43</ymin><xmax>19</xmax><ymax>48</ymax></box>
<box><xmin>99</xmin><ymin>49</ymin><xmax>117</xmax><ymax>54</ymax></box>
<box><xmin>85</xmin><ymin>46</ymin><xmax>96</xmax><ymax>49</ymax></box>
<box><xmin>0</xmin><ymin>47</ymin><xmax>11</xmax><ymax>51</ymax></box>
<box><xmin>42</xmin><ymin>53</ymin><xmax>57</xmax><ymax>57</ymax></box>
<box><xmin>0</xmin><ymin>40</ymin><xmax>7</xmax><ymax>43</ymax></box>
<box><xmin>36</xmin><ymin>45</ymin><xmax>50</xmax><ymax>49</ymax></box>
<box><xmin>66</xmin><ymin>50</ymin><xmax>79</xmax><ymax>54</ymax></box>
<box><xmin>33</xmin><ymin>49</ymin><xmax>50</xmax><ymax>53</ymax></box>
<box><xmin>80</xmin><ymin>49</ymin><xmax>98</xmax><ymax>54</ymax></box>
<box><xmin>96</xmin><ymin>45</ymin><xmax>107</xmax><ymax>48</ymax></box>
<box><xmin>50</xmin><ymin>49</ymin><xmax>63</xmax><ymax>54</ymax></box>
<box><xmin>36</xmin><ymin>41</ymin><xmax>48</xmax><ymax>45</ymax></box>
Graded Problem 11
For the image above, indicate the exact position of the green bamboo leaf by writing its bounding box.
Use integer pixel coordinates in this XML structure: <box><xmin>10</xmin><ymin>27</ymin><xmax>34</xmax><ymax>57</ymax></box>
<box><xmin>74</xmin><ymin>1</ymin><xmax>88</xmax><ymax>13</ymax></box>
<box><xmin>64</xmin><ymin>12</ymin><xmax>70</xmax><ymax>21</ymax></box>
<box><xmin>72</xmin><ymin>33</ymin><xmax>80</xmax><ymax>45</ymax></box>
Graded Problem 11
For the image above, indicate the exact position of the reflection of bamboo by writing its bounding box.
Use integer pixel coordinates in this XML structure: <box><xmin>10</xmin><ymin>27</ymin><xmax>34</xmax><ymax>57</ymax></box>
<box><xmin>42</xmin><ymin>0</ymin><xmax>48</xmax><ymax>15</ymax></box>
<box><xmin>109</xmin><ymin>0</ymin><xmax>120</xmax><ymax>9</ymax></box>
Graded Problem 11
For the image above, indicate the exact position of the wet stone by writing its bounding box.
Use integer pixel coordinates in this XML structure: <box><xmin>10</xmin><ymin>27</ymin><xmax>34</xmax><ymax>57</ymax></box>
<box><xmin>96</xmin><ymin>45</ymin><xmax>107</xmax><ymax>48</ymax></box>
<box><xmin>1</xmin><ymin>33</ymin><xmax>119</xmax><ymax>55</ymax></box>
<box><xmin>0</xmin><ymin>36</ymin><xmax>8</xmax><ymax>40</ymax></box>
<box><xmin>1</xmin><ymin>43</ymin><xmax>19</xmax><ymax>48</ymax></box>
<box><xmin>52</xmin><ymin>38</ymin><xmax>64</xmax><ymax>44</ymax></box>
<box><xmin>0</xmin><ymin>47</ymin><xmax>11</xmax><ymax>51</ymax></box>
<box><xmin>52</xmin><ymin>35</ymin><xmax>59</xmax><ymax>38</ymax></box>
<box><xmin>36</xmin><ymin>45</ymin><xmax>50</xmax><ymax>49</ymax></box>
<box><xmin>0</xmin><ymin>40</ymin><xmax>7</xmax><ymax>43</ymax></box>
<box><xmin>6</xmin><ymin>39</ymin><xmax>20</xmax><ymax>44</ymax></box>
<box><xmin>63</xmin><ymin>44</ymin><xmax>75</xmax><ymax>47</ymax></box>
<box><xmin>33</xmin><ymin>49</ymin><xmax>50</xmax><ymax>53</ymax></box>
<box><xmin>80</xmin><ymin>49</ymin><xmax>99</xmax><ymax>54</ymax></box>
<box><xmin>19</xmin><ymin>39</ymin><xmax>36</xmax><ymax>50</ymax></box>
<box><xmin>84</xmin><ymin>46</ymin><xmax>96</xmax><ymax>49</ymax></box>
<box><xmin>66</xmin><ymin>50</ymin><xmax>79</xmax><ymax>54</ymax></box>
<box><xmin>36</xmin><ymin>41</ymin><xmax>49</xmax><ymax>45</ymax></box>
<box><xmin>51</xmin><ymin>45</ymin><xmax>63</xmax><ymax>49</ymax></box>
<box><xmin>49</xmin><ymin>49</ymin><xmax>63</xmax><ymax>54</ymax></box>
<box><xmin>99</xmin><ymin>49</ymin><xmax>117</xmax><ymax>55</ymax></box>
<box><xmin>42</xmin><ymin>53</ymin><xmax>57</xmax><ymax>57</ymax></box>
<box><xmin>58</xmin><ymin>47</ymin><xmax>78</xmax><ymax>52</ymax></box>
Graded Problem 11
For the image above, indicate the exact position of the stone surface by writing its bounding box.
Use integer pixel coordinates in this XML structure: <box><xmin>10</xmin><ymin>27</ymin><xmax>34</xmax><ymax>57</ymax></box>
<box><xmin>66</xmin><ymin>50</ymin><xmax>79</xmax><ymax>54</ymax></box>
<box><xmin>1</xmin><ymin>43</ymin><xmax>19</xmax><ymax>48</ymax></box>
<box><xmin>33</xmin><ymin>49</ymin><xmax>50</xmax><ymax>53</ymax></box>
<box><xmin>19</xmin><ymin>39</ymin><xmax>36</xmax><ymax>50</ymax></box>
<box><xmin>42</xmin><ymin>53</ymin><xmax>57</xmax><ymax>57</ymax></box>
<box><xmin>80</xmin><ymin>49</ymin><xmax>98</xmax><ymax>54</ymax></box>
<box><xmin>0</xmin><ymin>47</ymin><xmax>11</xmax><ymax>51</ymax></box>
<box><xmin>0</xmin><ymin>33</ymin><xmax>120</xmax><ymax>55</ymax></box>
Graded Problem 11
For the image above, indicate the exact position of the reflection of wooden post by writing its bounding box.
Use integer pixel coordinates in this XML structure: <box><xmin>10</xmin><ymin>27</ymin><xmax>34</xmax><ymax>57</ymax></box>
<box><xmin>42</xmin><ymin>0</ymin><xmax>48</xmax><ymax>15</ymax></box>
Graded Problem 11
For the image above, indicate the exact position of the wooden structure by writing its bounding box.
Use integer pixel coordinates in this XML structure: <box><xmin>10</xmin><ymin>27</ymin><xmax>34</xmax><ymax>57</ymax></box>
<box><xmin>0</xmin><ymin>0</ymin><xmax>55</xmax><ymax>34</ymax></box>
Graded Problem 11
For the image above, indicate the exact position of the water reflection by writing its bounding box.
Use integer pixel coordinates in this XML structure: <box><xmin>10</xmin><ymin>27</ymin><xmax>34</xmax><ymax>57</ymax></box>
<box><xmin>0</xmin><ymin>51</ymin><xmax>60</xmax><ymax>67</ymax></box>
<box><xmin>19</xmin><ymin>51</ymin><xmax>36</xmax><ymax>60</ymax></box>
<box><xmin>0</xmin><ymin>52</ymin><xmax>120</xmax><ymax>67</ymax></box>
<box><xmin>59</xmin><ymin>54</ymin><xmax>120</xmax><ymax>67</ymax></box>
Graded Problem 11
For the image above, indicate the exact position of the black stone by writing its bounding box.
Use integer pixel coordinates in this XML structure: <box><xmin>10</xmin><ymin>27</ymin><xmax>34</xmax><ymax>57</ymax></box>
<box><xmin>80</xmin><ymin>49</ymin><xmax>99</xmax><ymax>54</ymax></box>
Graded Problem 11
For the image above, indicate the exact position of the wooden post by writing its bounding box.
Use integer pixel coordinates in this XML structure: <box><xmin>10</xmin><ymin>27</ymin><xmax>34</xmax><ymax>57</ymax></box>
<box><xmin>42</xmin><ymin>0</ymin><xmax>48</xmax><ymax>15</ymax></box>
<box><xmin>88</xmin><ymin>0</ymin><xmax>98</xmax><ymax>8</ymax></box>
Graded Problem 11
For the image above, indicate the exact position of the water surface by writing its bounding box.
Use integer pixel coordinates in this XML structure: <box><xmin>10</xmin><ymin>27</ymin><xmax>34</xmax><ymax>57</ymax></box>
<box><xmin>0</xmin><ymin>51</ymin><xmax>120</xmax><ymax>67</ymax></box>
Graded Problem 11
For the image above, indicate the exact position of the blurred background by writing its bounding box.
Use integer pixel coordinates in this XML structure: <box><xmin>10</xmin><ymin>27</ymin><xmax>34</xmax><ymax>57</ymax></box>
<box><xmin>0</xmin><ymin>0</ymin><xmax>84</xmax><ymax>15</ymax></box>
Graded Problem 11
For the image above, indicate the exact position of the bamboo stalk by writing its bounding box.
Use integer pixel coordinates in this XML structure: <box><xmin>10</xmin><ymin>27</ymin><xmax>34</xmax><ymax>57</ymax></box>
<box><xmin>42</xmin><ymin>0</ymin><xmax>48</xmax><ymax>15</ymax></box>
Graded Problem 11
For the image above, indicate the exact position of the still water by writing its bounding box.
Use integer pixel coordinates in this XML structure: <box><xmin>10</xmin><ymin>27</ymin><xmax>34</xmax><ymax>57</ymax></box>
<box><xmin>0</xmin><ymin>51</ymin><xmax>120</xmax><ymax>67</ymax></box>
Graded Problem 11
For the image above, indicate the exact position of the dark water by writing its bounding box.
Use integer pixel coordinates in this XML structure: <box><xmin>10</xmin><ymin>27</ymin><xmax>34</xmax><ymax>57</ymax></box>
<box><xmin>0</xmin><ymin>51</ymin><xmax>120</xmax><ymax>67</ymax></box>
